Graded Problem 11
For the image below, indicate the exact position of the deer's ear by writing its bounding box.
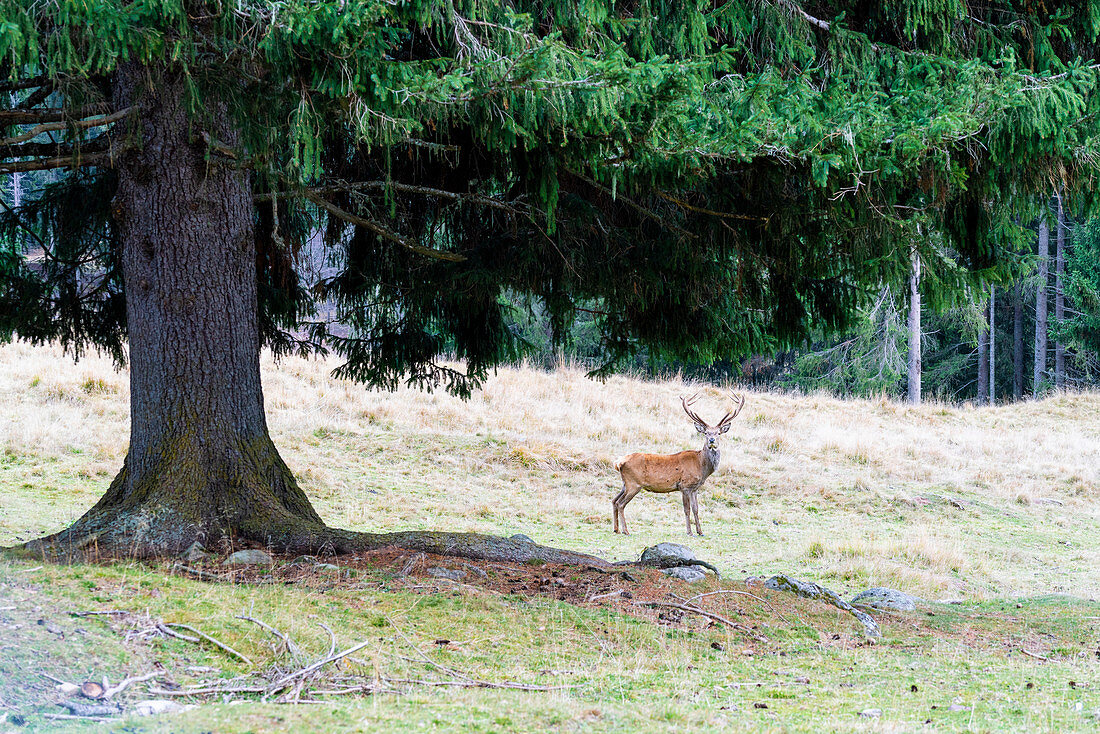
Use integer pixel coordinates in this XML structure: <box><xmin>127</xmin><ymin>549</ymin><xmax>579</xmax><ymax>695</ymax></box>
<box><xmin>695</xmin><ymin>423</ymin><xmax>707</xmax><ymax>433</ymax></box>
<box><xmin>719</xmin><ymin>423</ymin><xmax>732</xmax><ymax>434</ymax></box>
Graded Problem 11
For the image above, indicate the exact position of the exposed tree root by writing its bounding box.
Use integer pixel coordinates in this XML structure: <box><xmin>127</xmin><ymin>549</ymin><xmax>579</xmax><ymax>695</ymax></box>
<box><xmin>11</xmin><ymin>510</ymin><xmax>611</xmax><ymax>569</ymax></box>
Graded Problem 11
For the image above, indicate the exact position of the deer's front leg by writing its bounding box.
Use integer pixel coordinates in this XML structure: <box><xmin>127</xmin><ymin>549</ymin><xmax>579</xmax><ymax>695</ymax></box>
<box><xmin>690</xmin><ymin>489</ymin><xmax>703</xmax><ymax>536</ymax></box>
<box><xmin>681</xmin><ymin>489</ymin><xmax>694</xmax><ymax>536</ymax></box>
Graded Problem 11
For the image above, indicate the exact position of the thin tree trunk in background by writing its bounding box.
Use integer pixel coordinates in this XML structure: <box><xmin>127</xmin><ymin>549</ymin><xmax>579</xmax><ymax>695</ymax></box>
<box><xmin>8</xmin><ymin>94</ymin><xmax>19</xmax><ymax>209</ymax></box>
<box><xmin>977</xmin><ymin>293</ymin><xmax>989</xmax><ymax>405</ymax></box>
<box><xmin>1013</xmin><ymin>281</ymin><xmax>1024</xmax><ymax>400</ymax></box>
<box><xmin>908</xmin><ymin>247</ymin><xmax>921</xmax><ymax>404</ymax></box>
<box><xmin>1034</xmin><ymin>208</ymin><xmax>1050</xmax><ymax>395</ymax></box>
<box><xmin>1055</xmin><ymin>192</ymin><xmax>1066</xmax><ymax>390</ymax></box>
<box><xmin>989</xmin><ymin>286</ymin><xmax>995</xmax><ymax>404</ymax></box>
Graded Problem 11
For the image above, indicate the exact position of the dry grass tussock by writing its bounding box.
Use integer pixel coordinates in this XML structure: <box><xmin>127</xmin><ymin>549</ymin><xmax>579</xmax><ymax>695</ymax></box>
<box><xmin>3</xmin><ymin>342</ymin><xmax>1100</xmax><ymax>599</ymax></box>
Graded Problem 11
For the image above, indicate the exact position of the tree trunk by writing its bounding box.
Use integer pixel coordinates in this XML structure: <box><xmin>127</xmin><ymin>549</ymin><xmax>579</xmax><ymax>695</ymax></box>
<box><xmin>1033</xmin><ymin>209</ymin><xmax>1050</xmax><ymax>396</ymax></box>
<box><xmin>1055</xmin><ymin>192</ymin><xmax>1066</xmax><ymax>390</ymax></box>
<box><xmin>977</xmin><ymin>294</ymin><xmax>989</xmax><ymax>405</ymax></box>
<box><xmin>24</xmin><ymin>64</ymin><xmax>607</xmax><ymax>569</ymax></box>
<box><xmin>907</xmin><ymin>246</ymin><xmax>921</xmax><ymax>404</ymax></box>
<box><xmin>1013</xmin><ymin>281</ymin><xmax>1023</xmax><ymax>400</ymax></box>
<box><xmin>988</xmin><ymin>286</ymin><xmax>995</xmax><ymax>404</ymax></box>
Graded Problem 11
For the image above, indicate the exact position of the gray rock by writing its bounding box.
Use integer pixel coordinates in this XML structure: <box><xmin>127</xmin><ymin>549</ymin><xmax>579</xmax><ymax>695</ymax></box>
<box><xmin>509</xmin><ymin>534</ymin><xmax>534</xmax><ymax>543</ymax></box>
<box><xmin>641</xmin><ymin>543</ymin><xmax>697</xmax><ymax>567</ymax></box>
<box><xmin>314</xmin><ymin>563</ymin><xmax>340</xmax><ymax>572</ymax></box>
<box><xmin>180</xmin><ymin>542</ymin><xmax>208</xmax><ymax>563</ymax></box>
<box><xmin>662</xmin><ymin>566</ymin><xmax>707</xmax><ymax>583</ymax></box>
<box><xmin>291</xmin><ymin>555</ymin><xmax>317</xmax><ymax>565</ymax></box>
<box><xmin>765</xmin><ymin>574</ymin><xmax>880</xmax><ymax>638</ymax></box>
<box><xmin>638</xmin><ymin>543</ymin><xmax>721</xmax><ymax>577</ymax></box>
<box><xmin>222</xmin><ymin>549</ymin><xmax>274</xmax><ymax>566</ymax></box>
<box><xmin>851</xmin><ymin>587</ymin><xmax>919</xmax><ymax>612</ymax></box>
<box><xmin>426</xmin><ymin>567</ymin><xmax>467</xmax><ymax>581</ymax></box>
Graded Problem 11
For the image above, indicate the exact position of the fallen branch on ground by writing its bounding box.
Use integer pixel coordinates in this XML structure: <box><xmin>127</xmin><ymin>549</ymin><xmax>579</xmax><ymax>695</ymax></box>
<box><xmin>160</xmin><ymin>622</ymin><xmax>254</xmax><ymax>666</ymax></box>
<box><xmin>636</xmin><ymin>600</ymin><xmax>769</xmax><ymax>642</ymax></box>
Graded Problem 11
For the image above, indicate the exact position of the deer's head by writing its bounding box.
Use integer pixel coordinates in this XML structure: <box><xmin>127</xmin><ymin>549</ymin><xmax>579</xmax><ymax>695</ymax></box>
<box><xmin>681</xmin><ymin>392</ymin><xmax>746</xmax><ymax>450</ymax></box>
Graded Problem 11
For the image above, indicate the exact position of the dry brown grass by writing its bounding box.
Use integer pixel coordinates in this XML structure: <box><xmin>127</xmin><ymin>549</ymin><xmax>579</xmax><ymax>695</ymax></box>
<box><xmin>3</xmin><ymin>341</ymin><xmax>1099</xmax><ymax>601</ymax></box>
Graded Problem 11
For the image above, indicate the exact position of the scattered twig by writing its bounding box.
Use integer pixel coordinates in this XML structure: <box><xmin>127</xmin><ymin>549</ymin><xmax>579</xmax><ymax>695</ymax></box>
<box><xmin>266</xmin><ymin>639</ymin><xmax>374</xmax><ymax>697</ymax></box>
<box><xmin>172</xmin><ymin>563</ymin><xmax>226</xmax><ymax>582</ymax></box>
<box><xmin>149</xmin><ymin>685</ymin><xmax>266</xmax><ymax>697</ymax></box>
<box><xmin>101</xmin><ymin>671</ymin><xmax>161</xmax><ymax>700</ymax></box>
<box><xmin>1020</xmin><ymin>648</ymin><xmax>1049</xmax><ymax>661</ymax></box>
<box><xmin>395</xmin><ymin>553</ymin><xmax>424</xmax><ymax>578</ymax></box>
<box><xmin>385</xmin><ymin>615</ymin><xmax>570</xmax><ymax>691</ymax></box>
<box><xmin>676</xmin><ymin>590</ymin><xmax>802</xmax><ymax>628</ymax></box>
<box><xmin>236</xmin><ymin>615</ymin><xmax>303</xmax><ymax>658</ymax></box>
<box><xmin>68</xmin><ymin>609</ymin><xmax>129</xmax><ymax>618</ymax></box>
<box><xmin>161</xmin><ymin>623</ymin><xmax>254</xmax><ymax>666</ymax></box>
<box><xmin>637</xmin><ymin>600</ymin><xmax>769</xmax><ymax>642</ymax></box>
<box><xmin>42</xmin><ymin>713</ymin><xmax>114</xmax><ymax>722</ymax></box>
<box><xmin>39</xmin><ymin>672</ymin><xmax>73</xmax><ymax>686</ymax></box>
<box><xmin>317</xmin><ymin>621</ymin><xmax>338</xmax><ymax>658</ymax></box>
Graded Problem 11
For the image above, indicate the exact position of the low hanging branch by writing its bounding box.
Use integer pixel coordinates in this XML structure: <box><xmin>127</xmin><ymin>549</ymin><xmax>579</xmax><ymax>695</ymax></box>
<box><xmin>0</xmin><ymin>75</ymin><xmax>51</xmax><ymax>92</ymax></box>
<box><xmin>0</xmin><ymin>151</ymin><xmax>111</xmax><ymax>173</ymax></box>
<box><xmin>304</xmin><ymin>191</ymin><xmax>468</xmax><ymax>263</ymax></box>
<box><xmin>0</xmin><ymin>103</ymin><xmax>113</xmax><ymax>125</ymax></box>
<box><xmin>0</xmin><ymin>106</ymin><xmax>132</xmax><ymax>148</ymax></box>
<box><xmin>258</xmin><ymin>179</ymin><xmax>525</xmax><ymax>216</ymax></box>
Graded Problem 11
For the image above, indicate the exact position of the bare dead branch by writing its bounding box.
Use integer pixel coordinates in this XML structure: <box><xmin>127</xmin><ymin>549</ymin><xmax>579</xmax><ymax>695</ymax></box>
<box><xmin>0</xmin><ymin>76</ymin><xmax>51</xmax><ymax>92</ymax></box>
<box><xmin>636</xmin><ymin>600</ymin><xmax>769</xmax><ymax>642</ymax></box>
<box><xmin>0</xmin><ymin>151</ymin><xmax>110</xmax><ymax>173</ymax></box>
<box><xmin>236</xmin><ymin>615</ymin><xmax>303</xmax><ymax>658</ymax></box>
<box><xmin>305</xmin><ymin>191</ymin><xmax>467</xmax><ymax>262</ymax></box>
<box><xmin>0</xmin><ymin>107</ymin><xmax>133</xmax><ymax>147</ymax></box>
<box><xmin>655</xmin><ymin>191</ymin><xmax>768</xmax><ymax>222</ymax></box>
<box><xmin>160</xmin><ymin>622</ymin><xmax>254</xmax><ymax>666</ymax></box>
<box><xmin>0</xmin><ymin>103</ymin><xmax>112</xmax><ymax>125</ymax></box>
<box><xmin>266</xmin><ymin>638</ymin><xmax>374</xmax><ymax>696</ymax></box>
<box><xmin>101</xmin><ymin>672</ymin><xmax>161</xmax><ymax>700</ymax></box>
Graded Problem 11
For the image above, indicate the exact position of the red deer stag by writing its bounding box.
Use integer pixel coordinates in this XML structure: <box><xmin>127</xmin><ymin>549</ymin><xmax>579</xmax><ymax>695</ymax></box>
<box><xmin>612</xmin><ymin>392</ymin><xmax>746</xmax><ymax>535</ymax></box>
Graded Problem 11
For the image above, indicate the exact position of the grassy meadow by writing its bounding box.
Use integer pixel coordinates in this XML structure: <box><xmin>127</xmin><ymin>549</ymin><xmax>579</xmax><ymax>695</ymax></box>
<box><xmin>2</xmin><ymin>341</ymin><xmax>1099</xmax><ymax>731</ymax></box>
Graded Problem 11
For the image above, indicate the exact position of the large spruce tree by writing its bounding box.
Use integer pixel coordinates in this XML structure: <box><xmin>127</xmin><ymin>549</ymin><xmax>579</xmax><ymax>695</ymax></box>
<box><xmin>2</xmin><ymin>1</ymin><xmax>1099</xmax><ymax>559</ymax></box>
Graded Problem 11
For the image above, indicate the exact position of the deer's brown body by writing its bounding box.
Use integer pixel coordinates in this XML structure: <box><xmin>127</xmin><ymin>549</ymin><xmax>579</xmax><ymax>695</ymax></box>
<box><xmin>612</xmin><ymin>393</ymin><xmax>744</xmax><ymax>536</ymax></box>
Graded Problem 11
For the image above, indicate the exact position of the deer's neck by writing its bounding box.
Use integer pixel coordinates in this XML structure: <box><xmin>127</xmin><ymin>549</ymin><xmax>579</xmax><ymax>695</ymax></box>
<box><xmin>700</xmin><ymin>444</ymin><xmax>720</xmax><ymax>477</ymax></box>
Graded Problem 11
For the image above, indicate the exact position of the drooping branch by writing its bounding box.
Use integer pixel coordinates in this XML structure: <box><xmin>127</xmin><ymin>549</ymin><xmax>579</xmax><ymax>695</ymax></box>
<box><xmin>304</xmin><ymin>191</ymin><xmax>468</xmax><ymax>262</ymax></box>
<box><xmin>259</xmin><ymin>180</ymin><xmax>526</xmax><ymax>216</ymax></box>
<box><xmin>0</xmin><ymin>151</ymin><xmax>110</xmax><ymax>173</ymax></box>
<box><xmin>0</xmin><ymin>107</ymin><xmax>132</xmax><ymax>148</ymax></box>
<box><xmin>0</xmin><ymin>103</ymin><xmax>112</xmax><ymax>125</ymax></box>
<box><xmin>0</xmin><ymin>76</ymin><xmax>50</xmax><ymax>93</ymax></box>
<box><xmin>0</xmin><ymin>133</ymin><xmax>114</xmax><ymax>161</ymax></box>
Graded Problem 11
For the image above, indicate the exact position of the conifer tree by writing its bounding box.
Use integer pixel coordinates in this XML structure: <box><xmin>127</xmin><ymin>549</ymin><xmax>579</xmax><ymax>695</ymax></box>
<box><xmin>3</xmin><ymin>1</ymin><xmax>1100</xmax><ymax>558</ymax></box>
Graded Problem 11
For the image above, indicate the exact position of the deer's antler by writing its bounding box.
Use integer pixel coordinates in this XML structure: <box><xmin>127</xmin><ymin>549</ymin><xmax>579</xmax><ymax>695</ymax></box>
<box><xmin>715</xmin><ymin>392</ymin><xmax>746</xmax><ymax>429</ymax></box>
<box><xmin>681</xmin><ymin>393</ymin><xmax>708</xmax><ymax>427</ymax></box>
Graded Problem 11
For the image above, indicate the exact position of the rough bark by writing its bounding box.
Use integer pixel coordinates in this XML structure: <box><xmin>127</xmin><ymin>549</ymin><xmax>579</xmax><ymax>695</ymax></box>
<box><xmin>988</xmin><ymin>286</ymin><xmax>995</xmax><ymax>404</ymax></box>
<box><xmin>1034</xmin><ymin>208</ymin><xmax>1050</xmax><ymax>395</ymax></box>
<box><xmin>977</xmin><ymin>298</ymin><xmax>989</xmax><ymax>406</ymax></box>
<box><xmin>1013</xmin><ymin>281</ymin><xmax>1023</xmax><ymax>400</ymax></box>
<box><xmin>907</xmin><ymin>247</ymin><xmax>921</xmax><ymax>404</ymax></box>
<box><xmin>1055</xmin><ymin>192</ymin><xmax>1066</xmax><ymax>390</ymax></box>
<box><xmin>19</xmin><ymin>63</ymin><xmax>610</xmax><ymax>570</ymax></box>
